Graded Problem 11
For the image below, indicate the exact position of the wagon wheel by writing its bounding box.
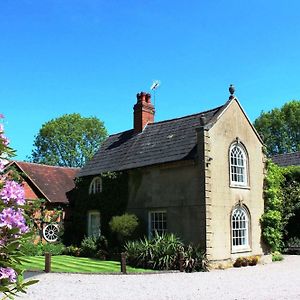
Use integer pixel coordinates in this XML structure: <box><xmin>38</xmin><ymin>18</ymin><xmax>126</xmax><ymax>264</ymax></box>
<box><xmin>43</xmin><ymin>223</ymin><xmax>59</xmax><ymax>242</ymax></box>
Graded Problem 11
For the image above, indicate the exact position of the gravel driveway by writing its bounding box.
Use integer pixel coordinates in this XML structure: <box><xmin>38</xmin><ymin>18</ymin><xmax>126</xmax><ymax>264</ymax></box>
<box><xmin>17</xmin><ymin>255</ymin><xmax>300</xmax><ymax>300</ymax></box>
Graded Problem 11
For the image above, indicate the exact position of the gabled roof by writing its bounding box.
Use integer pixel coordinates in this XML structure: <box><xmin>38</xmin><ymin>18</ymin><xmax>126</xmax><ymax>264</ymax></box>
<box><xmin>272</xmin><ymin>152</ymin><xmax>300</xmax><ymax>167</ymax></box>
<box><xmin>79</xmin><ymin>102</ymin><xmax>229</xmax><ymax>177</ymax></box>
<box><xmin>7</xmin><ymin>161</ymin><xmax>79</xmax><ymax>203</ymax></box>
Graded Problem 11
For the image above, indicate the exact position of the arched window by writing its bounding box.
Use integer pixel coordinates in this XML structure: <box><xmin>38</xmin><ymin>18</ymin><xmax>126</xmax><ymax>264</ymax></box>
<box><xmin>229</xmin><ymin>143</ymin><xmax>248</xmax><ymax>186</ymax></box>
<box><xmin>89</xmin><ymin>177</ymin><xmax>102</xmax><ymax>194</ymax></box>
<box><xmin>231</xmin><ymin>206</ymin><xmax>250</xmax><ymax>251</ymax></box>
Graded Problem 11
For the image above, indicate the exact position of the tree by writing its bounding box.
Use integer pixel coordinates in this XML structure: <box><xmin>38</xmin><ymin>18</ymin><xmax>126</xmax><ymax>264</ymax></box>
<box><xmin>30</xmin><ymin>113</ymin><xmax>108</xmax><ymax>167</ymax></box>
<box><xmin>254</xmin><ymin>101</ymin><xmax>300</xmax><ymax>155</ymax></box>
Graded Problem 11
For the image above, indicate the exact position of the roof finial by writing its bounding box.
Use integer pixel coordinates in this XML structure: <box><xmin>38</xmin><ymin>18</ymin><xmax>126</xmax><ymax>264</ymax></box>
<box><xmin>229</xmin><ymin>84</ymin><xmax>235</xmax><ymax>99</ymax></box>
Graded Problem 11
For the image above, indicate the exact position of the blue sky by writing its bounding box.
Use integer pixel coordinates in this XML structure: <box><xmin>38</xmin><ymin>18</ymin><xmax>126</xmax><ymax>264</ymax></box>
<box><xmin>1</xmin><ymin>0</ymin><xmax>300</xmax><ymax>160</ymax></box>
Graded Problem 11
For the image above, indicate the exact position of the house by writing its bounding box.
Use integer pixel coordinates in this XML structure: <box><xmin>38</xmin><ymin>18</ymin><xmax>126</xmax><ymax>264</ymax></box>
<box><xmin>272</xmin><ymin>151</ymin><xmax>300</xmax><ymax>167</ymax></box>
<box><xmin>77</xmin><ymin>86</ymin><xmax>266</xmax><ymax>266</ymax></box>
<box><xmin>4</xmin><ymin>161</ymin><xmax>79</xmax><ymax>242</ymax></box>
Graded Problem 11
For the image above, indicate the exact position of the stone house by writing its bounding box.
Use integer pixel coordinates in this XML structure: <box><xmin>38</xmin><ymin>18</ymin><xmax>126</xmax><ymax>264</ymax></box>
<box><xmin>78</xmin><ymin>87</ymin><xmax>266</xmax><ymax>265</ymax></box>
<box><xmin>4</xmin><ymin>161</ymin><xmax>78</xmax><ymax>243</ymax></box>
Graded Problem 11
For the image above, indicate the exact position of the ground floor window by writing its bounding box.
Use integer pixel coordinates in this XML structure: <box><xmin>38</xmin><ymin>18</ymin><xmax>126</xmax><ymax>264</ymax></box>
<box><xmin>231</xmin><ymin>206</ymin><xmax>250</xmax><ymax>251</ymax></box>
<box><xmin>87</xmin><ymin>211</ymin><xmax>101</xmax><ymax>238</ymax></box>
<box><xmin>148</xmin><ymin>210</ymin><xmax>167</xmax><ymax>237</ymax></box>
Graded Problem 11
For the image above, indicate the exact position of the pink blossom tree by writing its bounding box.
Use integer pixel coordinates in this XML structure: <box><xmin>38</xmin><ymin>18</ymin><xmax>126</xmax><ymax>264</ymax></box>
<box><xmin>0</xmin><ymin>115</ymin><xmax>38</xmax><ymax>297</ymax></box>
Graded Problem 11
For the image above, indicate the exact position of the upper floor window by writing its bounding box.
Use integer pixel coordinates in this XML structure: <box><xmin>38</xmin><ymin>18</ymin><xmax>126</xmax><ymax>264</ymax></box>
<box><xmin>231</xmin><ymin>206</ymin><xmax>250</xmax><ymax>252</ymax></box>
<box><xmin>229</xmin><ymin>143</ymin><xmax>248</xmax><ymax>187</ymax></box>
<box><xmin>89</xmin><ymin>177</ymin><xmax>102</xmax><ymax>194</ymax></box>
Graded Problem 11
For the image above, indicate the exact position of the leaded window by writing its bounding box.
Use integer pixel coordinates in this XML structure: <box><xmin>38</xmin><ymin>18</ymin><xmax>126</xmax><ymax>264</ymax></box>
<box><xmin>230</xmin><ymin>144</ymin><xmax>248</xmax><ymax>186</ymax></box>
<box><xmin>231</xmin><ymin>207</ymin><xmax>249</xmax><ymax>251</ymax></box>
<box><xmin>149</xmin><ymin>211</ymin><xmax>167</xmax><ymax>237</ymax></box>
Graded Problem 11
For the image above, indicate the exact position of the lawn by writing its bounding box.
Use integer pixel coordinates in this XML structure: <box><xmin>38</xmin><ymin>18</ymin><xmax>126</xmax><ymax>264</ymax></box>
<box><xmin>19</xmin><ymin>255</ymin><xmax>149</xmax><ymax>273</ymax></box>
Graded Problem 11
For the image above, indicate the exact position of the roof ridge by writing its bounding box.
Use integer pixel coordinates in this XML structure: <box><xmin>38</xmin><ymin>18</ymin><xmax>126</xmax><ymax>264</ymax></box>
<box><xmin>106</xmin><ymin>104</ymin><xmax>225</xmax><ymax>138</ymax></box>
<box><xmin>273</xmin><ymin>151</ymin><xmax>300</xmax><ymax>157</ymax></box>
<box><xmin>148</xmin><ymin>104</ymin><xmax>224</xmax><ymax>126</ymax></box>
<box><xmin>14</xmin><ymin>161</ymin><xmax>80</xmax><ymax>170</ymax></box>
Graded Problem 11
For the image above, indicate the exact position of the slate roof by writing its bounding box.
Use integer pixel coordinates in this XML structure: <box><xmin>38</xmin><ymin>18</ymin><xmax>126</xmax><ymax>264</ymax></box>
<box><xmin>272</xmin><ymin>151</ymin><xmax>300</xmax><ymax>167</ymax></box>
<box><xmin>79</xmin><ymin>102</ymin><xmax>228</xmax><ymax>177</ymax></box>
<box><xmin>10</xmin><ymin>161</ymin><xmax>79</xmax><ymax>203</ymax></box>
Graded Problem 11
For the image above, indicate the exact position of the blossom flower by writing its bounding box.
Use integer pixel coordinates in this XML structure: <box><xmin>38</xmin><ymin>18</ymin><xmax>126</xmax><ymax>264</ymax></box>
<box><xmin>0</xmin><ymin>123</ymin><xmax>3</xmax><ymax>133</ymax></box>
<box><xmin>0</xmin><ymin>159</ymin><xmax>4</xmax><ymax>173</ymax></box>
<box><xmin>0</xmin><ymin>180</ymin><xmax>25</xmax><ymax>205</ymax></box>
<box><xmin>0</xmin><ymin>207</ymin><xmax>28</xmax><ymax>233</ymax></box>
<box><xmin>0</xmin><ymin>134</ymin><xmax>9</xmax><ymax>146</ymax></box>
<box><xmin>0</xmin><ymin>267</ymin><xmax>17</xmax><ymax>283</ymax></box>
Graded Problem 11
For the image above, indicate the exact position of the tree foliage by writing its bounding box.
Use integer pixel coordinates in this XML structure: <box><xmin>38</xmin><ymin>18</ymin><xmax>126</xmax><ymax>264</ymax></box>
<box><xmin>30</xmin><ymin>113</ymin><xmax>108</xmax><ymax>167</ymax></box>
<box><xmin>261</xmin><ymin>161</ymin><xmax>284</xmax><ymax>252</ymax></box>
<box><xmin>254</xmin><ymin>100</ymin><xmax>300</xmax><ymax>155</ymax></box>
<box><xmin>261</xmin><ymin>161</ymin><xmax>300</xmax><ymax>252</ymax></box>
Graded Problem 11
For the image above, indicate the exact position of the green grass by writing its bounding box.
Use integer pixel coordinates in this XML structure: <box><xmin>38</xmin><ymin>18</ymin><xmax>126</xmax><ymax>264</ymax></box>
<box><xmin>19</xmin><ymin>255</ymin><xmax>149</xmax><ymax>273</ymax></box>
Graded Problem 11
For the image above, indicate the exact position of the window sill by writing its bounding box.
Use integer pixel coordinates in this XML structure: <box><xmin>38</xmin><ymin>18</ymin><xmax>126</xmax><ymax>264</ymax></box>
<box><xmin>229</xmin><ymin>184</ymin><xmax>250</xmax><ymax>190</ymax></box>
<box><xmin>231</xmin><ymin>248</ymin><xmax>252</xmax><ymax>254</ymax></box>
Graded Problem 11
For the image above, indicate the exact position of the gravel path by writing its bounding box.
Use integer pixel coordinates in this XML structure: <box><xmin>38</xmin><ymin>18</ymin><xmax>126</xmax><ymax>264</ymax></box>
<box><xmin>17</xmin><ymin>255</ymin><xmax>300</xmax><ymax>300</ymax></box>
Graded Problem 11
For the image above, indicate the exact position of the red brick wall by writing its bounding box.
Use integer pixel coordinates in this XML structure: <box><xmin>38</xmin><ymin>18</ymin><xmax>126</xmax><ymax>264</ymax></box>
<box><xmin>22</xmin><ymin>180</ymin><xmax>39</xmax><ymax>200</ymax></box>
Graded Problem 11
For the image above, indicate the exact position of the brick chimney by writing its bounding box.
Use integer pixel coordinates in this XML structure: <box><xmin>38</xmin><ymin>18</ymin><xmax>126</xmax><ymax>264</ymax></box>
<box><xmin>133</xmin><ymin>92</ymin><xmax>155</xmax><ymax>133</ymax></box>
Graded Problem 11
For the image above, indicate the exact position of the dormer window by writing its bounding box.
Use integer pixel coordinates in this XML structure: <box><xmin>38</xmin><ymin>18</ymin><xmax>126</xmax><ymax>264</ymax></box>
<box><xmin>229</xmin><ymin>143</ymin><xmax>248</xmax><ymax>187</ymax></box>
<box><xmin>89</xmin><ymin>177</ymin><xmax>102</xmax><ymax>194</ymax></box>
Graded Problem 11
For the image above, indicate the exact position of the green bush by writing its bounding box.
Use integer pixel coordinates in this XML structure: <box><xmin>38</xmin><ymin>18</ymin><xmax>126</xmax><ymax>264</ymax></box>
<box><xmin>80</xmin><ymin>236</ymin><xmax>98</xmax><ymax>257</ymax></box>
<box><xmin>42</xmin><ymin>242</ymin><xmax>65</xmax><ymax>256</ymax></box>
<box><xmin>63</xmin><ymin>245</ymin><xmax>81</xmax><ymax>257</ymax></box>
<box><xmin>272</xmin><ymin>251</ymin><xmax>283</xmax><ymax>262</ymax></box>
<box><xmin>80</xmin><ymin>236</ymin><xmax>109</xmax><ymax>258</ymax></box>
<box><xmin>261</xmin><ymin>161</ymin><xmax>284</xmax><ymax>252</ymax></box>
<box><xmin>109</xmin><ymin>213</ymin><xmax>139</xmax><ymax>243</ymax></box>
<box><xmin>20</xmin><ymin>240</ymin><xmax>43</xmax><ymax>256</ymax></box>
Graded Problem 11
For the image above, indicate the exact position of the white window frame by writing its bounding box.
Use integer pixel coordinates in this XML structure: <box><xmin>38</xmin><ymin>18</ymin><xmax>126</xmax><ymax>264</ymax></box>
<box><xmin>89</xmin><ymin>176</ymin><xmax>102</xmax><ymax>194</ymax></box>
<box><xmin>87</xmin><ymin>211</ymin><xmax>101</xmax><ymax>238</ymax></box>
<box><xmin>148</xmin><ymin>210</ymin><xmax>167</xmax><ymax>238</ymax></box>
<box><xmin>229</xmin><ymin>143</ymin><xmax>248</xmax><ymax>187</ymax></box>
<box><xmin>231</xmin><ymin>207</ymin><xmax>250</xmax><ymax>252</ymax></box>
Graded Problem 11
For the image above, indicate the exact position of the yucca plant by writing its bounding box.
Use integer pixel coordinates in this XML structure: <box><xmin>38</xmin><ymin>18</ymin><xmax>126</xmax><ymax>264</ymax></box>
<box><xmin>125</xmin><ymin>232</ymin><xmax>183</xmax><ymax>270</ymax></box>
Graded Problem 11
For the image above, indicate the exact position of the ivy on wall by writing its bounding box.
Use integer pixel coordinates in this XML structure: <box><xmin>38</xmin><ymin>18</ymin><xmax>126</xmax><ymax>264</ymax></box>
<box><xmin>261</xmin><ymin>161</ymin><xmax>300</xmax><ymax>252</ymax></box>
<box><xmin>261</xmin><ymin>161</ymin><xmax>284</xmax><ymax>252</ymax></box>
<box><xmin>64</xmin><ymin>172</ymin><xmax>128</xmax><ymax>245</ymax></box>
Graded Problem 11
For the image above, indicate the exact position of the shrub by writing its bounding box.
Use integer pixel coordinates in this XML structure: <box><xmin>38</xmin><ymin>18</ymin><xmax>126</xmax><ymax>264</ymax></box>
<box><xmin>64</xmin><ymin>245</ymin><xmax>81</xmax><ymax>257</ymax></box>
<box><xmin>233</xmin><ymin>257</ymin><xmax>243</xmax><ymax>267</ymax></box>
<box><xmin>125</xmin><ymin>232</ymin><xmax>183</xmax><ymax>270</ymax></box>
<box><xmin>42</xmin><ymin>242</ymin><xmax>65</xmax><ymax>256</ymax></box>
<box><xmin>80</xmin><ymin>236</ymin><xmax>98</xmax><ymax>257</ymax></box>
<box><xmin>184</xmin><ymin>244</ymin><xmax>207</xmax><ymax>272</ymax></box>
<box><xmin>109</xmin><ymin>213</ymin><xmax>139</xmax><ymax>243</ymax></box>
<box><xmin>247</xmin><ymin>256</ymin><xmax>259</xmax><ymax>266</ymax></box>
<box><xmin>125</xmin><ymin>232</ymin><xmax>206</xmax><ymax>272</ymax></box>
<box><xmin>234</xmin><ymin>256</ymin><xmax>259</xmax><ymax>267</ymax></box>
<box><xmin>80</xmin><ymin>235</ymin><xmax>109</xmax><ymax>258</ymax></box>
<box><xmin>21</xmin><ymin>240</ymin><xmax>43</xmax><ymax>256</ymax></box>
<box><xmin>272</xmin><ymin>251</ymin><xmax>283</xmax><ymax>262</ymax></box>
